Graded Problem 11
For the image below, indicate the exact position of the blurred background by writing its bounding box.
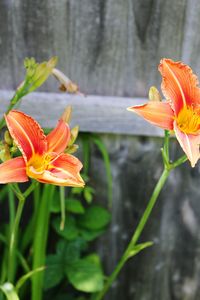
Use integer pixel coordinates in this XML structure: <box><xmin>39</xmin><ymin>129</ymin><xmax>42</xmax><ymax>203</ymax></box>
<box><xmin>1</xmin><ymin>0</ymin><xmax>200</xmax><ymax>299</ymax></box>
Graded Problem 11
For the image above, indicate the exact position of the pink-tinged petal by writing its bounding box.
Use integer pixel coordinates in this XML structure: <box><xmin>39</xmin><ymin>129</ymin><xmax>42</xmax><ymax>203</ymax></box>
<box><xmin>0</xmin><ymin>157</ymin><xmax>28</xmax><ymax>183</ymax></box>
<box><xmin>26</xmin><ymin>153</ymin><xmax>84</xmax><ymax>187</ymax></box>
<box><xmin>159</xmin><ymin>59</ymin><xmax>200</xmax><ymax>115</ymax></box>
<box><xmin>174</xmin><ymin>122</ymin><xmax>200</xmax><ymax>167</ymax></box>
<box><xmin>47</xmin><ymin>119</ymin><xmax>70</xmax><ymax>154</ymax></box>
<box><xmin>29</xmin><ymin>169</ymin><xmax>84</xmax><ymax>186</ymax></box>
<box><xmin>128</xmin><ymin>102</ymin><xmax>174</xmax><ymax>130</ymax></box>
<box><xmin>5</xmin><ymin>111</ymin><xmax>47</xmax><ymax>162</ymax></box>
<box><xmin>47</xmin><ymin>153</ymin><xmax>84</xmax><ymax>186</ymax></box>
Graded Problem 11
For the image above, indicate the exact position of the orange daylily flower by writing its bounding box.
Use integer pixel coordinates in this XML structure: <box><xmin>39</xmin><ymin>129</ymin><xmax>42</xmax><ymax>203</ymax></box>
<box><xmin>0</xmin><ymin>110</ymin><xmax>84</xmax><ymax>186</ymax></box>
<box><xmin>128</xmin><ymin>58</ymin><xmax>200</xmax><ymax>167</ymax></box>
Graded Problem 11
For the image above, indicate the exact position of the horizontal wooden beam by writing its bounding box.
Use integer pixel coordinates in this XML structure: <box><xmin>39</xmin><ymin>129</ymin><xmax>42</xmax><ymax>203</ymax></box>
<box><xmin>0</xmin><ymin>90</ymin><xmax>164</xmax><ymax>137</ymax></box>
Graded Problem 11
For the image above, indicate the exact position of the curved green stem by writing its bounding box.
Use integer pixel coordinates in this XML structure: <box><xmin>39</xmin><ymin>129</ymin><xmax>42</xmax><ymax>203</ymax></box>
<box><xmin>94</xmin><ymin>168</ymin><xmax>170</xmax><ymax>300</ymax></box>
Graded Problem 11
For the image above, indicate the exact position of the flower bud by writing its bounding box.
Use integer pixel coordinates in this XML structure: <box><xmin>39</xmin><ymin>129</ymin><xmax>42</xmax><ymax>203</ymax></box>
<box><xmin>148</xmin><ymin>86</ymin><xmax>162</xmax><ymax>102</ymax></box>
<box><xmin>65</xmin><ymin>144</ymin><xmax>79</xmax><ymax>154</ymax></box>
<box><xmin>0</xmin><ymin>143</ymin><xmax>11</xmax><ymax>161</ymax></box>
<box><xmin>61</xmin><ymin>106</ymin><xmax>72</xmax><ymax>124</ymax></box>
<box><xmin>69</xmin><ymin>126</ymin><xmax>79</xmax><ymax>146</ymax></box>
<box><xmin>52</xmin><ymin>68</ymin><xmax>80</xmax><ymax>94</ymax></box>
<box><xmin>4</xmin><ymin>131</ymin><xmax>12</xmax><ymax>145</ymax></box>
<box><xmin>28</xmin><ymin>57</ymin><xmax>58</xmax><ymax>92</ymax></box>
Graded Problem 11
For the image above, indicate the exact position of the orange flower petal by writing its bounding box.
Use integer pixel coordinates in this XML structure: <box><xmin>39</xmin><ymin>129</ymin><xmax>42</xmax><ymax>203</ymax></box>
<box><xmin>0</xmin><ymin>157</ymin><xmax>28</xmax><ymax>183</ymax></box>
<box><xmin>48</xmin><ymin>153</ymin><xmax>84</xmax><ymax>186</ymax></box>
<box><xmin>128</xmin><ymin>102</ymin><xmax>174</xmax><ymax>130</ymax></box>
<box><xmin>31</xmin><ymin>170</ymin><xmax>84</xmax><ymax>186</ymax></box>
<box><xmin>174</xmin><ymin>122</ymin><xmax>200</xmax><ymax>167</ymax></box>
<box><xmin>5</xmin><ymin>111</ymin><xmax>47</xmax><ymax>162</ymax></box>
<box><xmin>27</xmin><ymin>153</ymin><xmax>84</xmax><ymax>186</ymax></box>
<box><xmin>159</xmin><ymin>59</ymin><xmax>200</xmax><ymax>114</ymax></box>
<box><xmin>47</xmin><ymin>119</ymin><xmax>70</xmax><ymax>154</ymax></box>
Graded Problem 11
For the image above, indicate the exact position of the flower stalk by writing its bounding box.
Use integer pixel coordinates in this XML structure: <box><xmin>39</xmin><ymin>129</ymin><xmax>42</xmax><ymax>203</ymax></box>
<box><xmin>93</xmin><ymin>133</ymin><xmax>188</xmax><ymax>300</ymax></box>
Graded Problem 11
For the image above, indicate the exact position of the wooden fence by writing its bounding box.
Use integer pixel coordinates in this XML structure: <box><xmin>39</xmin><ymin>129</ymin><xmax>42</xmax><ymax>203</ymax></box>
<box><xmin>1</xmin><ymin>0</ymin><xmax>200</xmax><ymax>299</ymax></box>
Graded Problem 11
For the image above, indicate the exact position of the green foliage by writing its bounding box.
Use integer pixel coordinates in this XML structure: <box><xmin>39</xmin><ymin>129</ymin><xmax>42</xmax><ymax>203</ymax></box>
<box><xmin>0</xmin><ymin>56</ymin><xmax>114</xmax><ymax>300</ymax></box>
<box><xmin>91</xmin><ymin>134</ymin><xmax>113</xmax><ymax>208</ymax></box>
<box><xmin>126</xmin><ymin>242</ymin><xmax>153</xmax><ymax>260</ymax></box>
<box><xmin>66</xmin><ymin>255</ymin><xmax>103</xmax><ymax>292</ymax></box>
<box><xmin>53</xmin><ymin>216</ymin><xmax>79</xmax><ymax>241</ymax></box>
<box><xmin>83</xmin><ymin>186</ymin><xmax>95</xmax><ymax>204</ymax></box>
<box><xmin>78</xmin><ymin>206</ymin><xmax>111</xmax><ymax>231</ymax></box>
<box><xmin>51</xmin><ymin>196</ymin><xmax>85</xmax><ymax>214</ymax></box>
<box><xmin>42</xmin><ymin>165</ymin><xmax>111</xmax><ymax>298</ymax></box>
<box><xmin>0</xmin><ymin>283</ymin><xmax>19</xmax><ymax>300</ymax></box>
<box><xmin>44</xmin><ymin>240</ymin><xmax>103</xmax><ymax>293</ymax></box>
<box><xmin>0</xmin><ymin>132</ymin><xmax>112</xmax><ymax>300</ymax></box>
<box><xmin>80</xmin><ymin>133</ymin><xmax>113</xmax><ymax>208</ymax></box>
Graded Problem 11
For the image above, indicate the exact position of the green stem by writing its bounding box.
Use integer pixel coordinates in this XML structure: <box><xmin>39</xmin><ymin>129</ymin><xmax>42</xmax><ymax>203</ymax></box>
<box><xmin>7</xmin><ymin>191</ymin><xmax>25</xmax><ymax>283</ymax></box>
<box><xmin>164</xmin><ymin>130</ymin><xmax>170</xmax><ymax>160</ymax></box>
<box><xmin>94</xmin><ymin>168</ymin><xmax>170</xmax><ymax>300</ymax></box>
<box><xmin>8</xmin><ymin>186</ymin><xmax>15</xmax><ymax>234</ymax></box>
<box><xmin>59</xmin><ymin>186</ymin><xmax>66</xmax><ymax>230</ymax></box>
<box><xmin>0</xmin><ymin>99</ymin><xmax>18</xmax><ymax>130</ymax></box>
<box><xmin>7</xmin><ymin>182</ymin><xmax>38</xmax><ymax>282</ymax></box>
<box><xmin>21</xmin><ymin>184</ymin><xmax>40</xmax><ymax>252</ymax></box>
<box><xmin>171</xmin><ymin>154</ymin><xmax>187</xmax><ymax>169</ymax></box>
<box><xmin>23</xmin><ymin>180</ymin><xmax>38</xmax><ymax>198</ymax></box>
<box><xmin>0</xmin><ymin>81</ymin><xmax>29</xmax><ymax>130</ymax></box>
<box><xmin>31</xmin><ymin>185</ymin><xmax>55</xmax><ymax>300</ymax></box>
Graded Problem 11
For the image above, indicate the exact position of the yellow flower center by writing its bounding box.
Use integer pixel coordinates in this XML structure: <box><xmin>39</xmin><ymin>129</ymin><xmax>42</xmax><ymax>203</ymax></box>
<box><xmin>26</xmin><ymin>153</ymin><xmax>53</xmax><ymax>178</ymax></box>
<box><xmin>176</xmin><ymin>106</ymin><xmax>200</xmax><ymax>134</ymax></box>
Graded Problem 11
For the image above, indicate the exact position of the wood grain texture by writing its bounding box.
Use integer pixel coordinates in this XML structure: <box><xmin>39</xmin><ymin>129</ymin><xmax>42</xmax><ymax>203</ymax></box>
<box><xmin>1</xmin><ymin>1</ymin><xmax>200</xmax><ymax>300</ymax></box>
<box><xmin>0</xmin><ymin>90</ymin><xmax>163</xmax><ymax>136</ymax></box>
<box><xmin>92</xmin><ymin>136</ymin><xmax>200</xmax><ymax>300</ymax></box>
<box><xmin>0</xmin><ymin>0</ymin><xmax>195</xmax><ymax>97</ymax></box>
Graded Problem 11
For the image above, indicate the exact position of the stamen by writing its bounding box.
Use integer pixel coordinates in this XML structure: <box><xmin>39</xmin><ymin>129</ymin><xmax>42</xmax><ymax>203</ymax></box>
<box><xmin>176</xmin><ymin>106</ymin><xmax>200</xmax><ymax>134</ymax></box>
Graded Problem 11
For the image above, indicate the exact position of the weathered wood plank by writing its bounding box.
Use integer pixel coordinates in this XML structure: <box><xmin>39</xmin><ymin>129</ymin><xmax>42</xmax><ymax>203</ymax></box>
<box><xmin>0</xmin><ymin>89</ymin><xmax>163</xmax><ymax>136</ymax></box>
<box><xmin>0</xmin><ymin>0</ymin><xmax>195</xmax><ymax>97</ymax></box>
<box><xmin>1</xmin><ymin>1</ymin><xmax>200</xmax><ymax>300</ymax></box>
<box><xmin>92</xmin><ymin>135</ymin><xmax>200</xmax><ymax>300</ymax></box>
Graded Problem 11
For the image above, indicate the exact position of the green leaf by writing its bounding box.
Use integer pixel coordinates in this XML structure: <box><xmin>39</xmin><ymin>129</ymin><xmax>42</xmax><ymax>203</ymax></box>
<box><xmin>56</xmin><ymin>239</ymin><xmax>87</xmax><ymax>262</ymax></box>
<box><xmin>66</xmin><ymin>199</ymin><xmax>85</xmax><ymax>214</ymax></box>
<box><xmin>0</xmin><ymin>283</ymin><xmax>19</xmax><ymax>300</ymax></box>
<box><xmin>66</xmin><ymin>257</ymin><xmax>104</xmax><ymax>292</ymax></box>
<box><xmin>50</xmin><ymin>190</ymin><xmax>61</xmax><ymax>212</ymax></box>
<box><xmin>79</xmin><ymin>228</ymin><xmax>105</xmax><ymax>241</ymax></box>
<box><xmin>91</xmin><ymin>134</ymin><xmax>113</xmax><ymax>208</ymax></box>
<box><xmin>127</xmin><ymin>242</ymin><xmax>153</xmax><ymax>259</ymax></box>
<box><xmin>52</xmin><ymin>216</ymin><xmax>79</xmax><ymax>240</ymax></box>
<box><xmin>83</xmin><ymin>186</ymin><xmax>95</xmax><ymax>204</ymax></box>
<box><xmin>44</xmin><ymin>255</ymin><xmax>64</xmax><ymax>290</ymax></box>
<box><xmin>84</xmin><ymin>253</ymin><xmax>102</xmax><ymax>267</ymax></box>
<box><xmin>51</xmin><ymin>196</ymin><xmax>85</xmax><ymax>214</ymax></box>
<box><xmin>71</xmin><ymin>187</ymin><xmax>84</xmax><ymax>195</ymax></box>
<box><xmin>78</xmin><ymin>205</ymin><xmax>111</xmax><ymax>231</ymax></box>
<box><xmin>44</xmin><ymin>239</ymin><xmax>87</xmax><ymax>290</ymax></box>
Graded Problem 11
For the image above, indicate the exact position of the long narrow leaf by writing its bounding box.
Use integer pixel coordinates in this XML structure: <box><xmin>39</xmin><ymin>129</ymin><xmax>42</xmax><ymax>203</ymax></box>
<box><xmin>16</xmin><ymin>267</ymin><xmax>45</xmax><ymax>292</ymax></box>
<box><xmin>81</xmin><ymin>133</ymin><xmax>91</xmax><ymax>176</ymax></box>
<box><xmin>31</xmin><ymin>185</ymin><xmax>55</xmax><ymax>300</ymax></box>
<box><xmin>91</xmin><ymin>135</ymin><xmax>113</xmax><ymax>208</ymax></box>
